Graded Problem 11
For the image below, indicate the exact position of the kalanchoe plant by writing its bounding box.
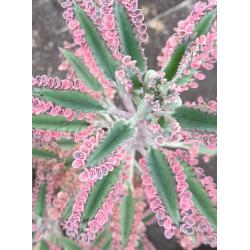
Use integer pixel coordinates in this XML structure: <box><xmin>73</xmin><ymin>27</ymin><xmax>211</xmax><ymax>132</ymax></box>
<box><xmin>32</xmin><ymin>0</ymin><xmax>217</xmax><ymax>249</ymax></box>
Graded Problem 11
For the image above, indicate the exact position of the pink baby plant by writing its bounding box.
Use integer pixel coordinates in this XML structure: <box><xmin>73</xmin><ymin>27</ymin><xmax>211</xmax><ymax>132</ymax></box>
<box><xmin>32</xmin><ymin>0</ymin><xmax>217</xmax><ymax>249</ymax></box>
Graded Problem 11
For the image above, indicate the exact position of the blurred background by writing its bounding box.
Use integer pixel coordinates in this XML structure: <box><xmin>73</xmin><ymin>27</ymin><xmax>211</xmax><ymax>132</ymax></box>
<box><xmin>32</xmin><ymin>0</ymin><xmax>217</xmax><ymax>249</ymax></box>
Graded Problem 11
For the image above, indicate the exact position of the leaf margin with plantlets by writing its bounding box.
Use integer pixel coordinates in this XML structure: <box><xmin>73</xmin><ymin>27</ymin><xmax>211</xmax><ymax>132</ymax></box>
<box><xmin>35</xmin><ymin>182</ymin><xmax>47</xmax><ymax>218</ymax></box>
<box><xmin>114</xmin><ymin>1</ymin><xmax>147</xmax><ymax>73</ymax></box>
<box><xmin>79</xmin><ymin>162</ymin><xmax>125</xmax><ymax>229</ymax></box>
<box><xmin>60</xmin><ymin>48</ymin><xmax>103</xmax><ymax>91</ymax></box>
<box><xmin>33</xmin><ymin>87</ymin><xmax>105</xmax><ymax>113</ymax></box>
<box><xmin>120</xmin><ymin>188</ymin><xmax>136</xmax><ymax>248</ymax></box>
<box><xmin>172</xmin><ymin>106</ymin><xmax>217</xmax><ymax>133</ymax></box>
<box><xmin>147</xmin><ymin>147</ymin><xmax>181</xmax><ymax>225</ymax></box>
<box><xmin>87</xmin><ymin>120</ymin><xmax>135</xmax><ymax>167</ymax></box>
<box><xmin>162</xmin><ymin>9</ymin><xmax>217</xmax><ymax>81</ymax></box>
<box><xmin>32</xmin><ymin>114</ymin><xmax>90</xmax><ymax>133</ymax></box>
<box><xmin>32</xmin><ymin>148</ymin><xmax>59</xmax><ymax>160</ymax></box>
<box><xmin>181</xmin><ymin>161</ymin><xmax>217</xmax><ymax>230</ymax></box>
<box><xmin>74</xmin><ymin>3</ymin><xmax>119</xmax><ymax>81</ymax></box>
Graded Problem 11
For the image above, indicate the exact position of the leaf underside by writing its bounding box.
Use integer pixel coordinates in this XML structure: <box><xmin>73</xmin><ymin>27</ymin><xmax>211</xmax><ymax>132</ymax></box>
<box><xmin>115</xmin><ymin>2</ymin><xmax>146</xmax><ymax>72</ymax></box>
<box><xmin>147</xmin><ymin>147</ymin><xmax>181</xmax><ymax>225</ymax></box>
<box><xmin>60</xmin><ymin>48</ymin><xmax>102</xmax><ymax>91</ymax></box>
<box><xmin>32</xmin><ymin>115</ymin><xmax>89</xmax><ymax>133</ymax></box>
<box><xmin>172</xmin><ymin>106</ymin><xmax>217</xmax><ymax>132</ymax></box>
<box><xmin>74</xmin><ymin>3</ymin><xmax>119</xmax><ymax>81</ymax></box>
<box><xmin>33</xmin><ymin>88</ymin><xmax>104</xmax><ymax>113</ymax></box>
<box><xmin>120</xmin><ymin>189</ymin><xmax>135</xmax><ymax>248</ymax></box>
<box><xmin>87</xmin><ymin>120</ymin><xmax>134</xmax><ymax>167</ymax></box>
<box><xmin>182</xmin><ymin>161</ymin><xmax>217</xmax><ymax>230</ymax></box>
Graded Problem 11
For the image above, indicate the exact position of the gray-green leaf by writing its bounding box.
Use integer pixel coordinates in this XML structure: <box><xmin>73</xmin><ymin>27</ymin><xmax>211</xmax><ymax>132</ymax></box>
<box><xmin>172</xmin><ymin>106</ymin><xmax>217</xmax><ymax>132</ymax></box>
<box><xmin>120</xmin><ymin>188</ymin><xmax>135</xmax><ymax>248</ymax></box>
<box><xmin>74</xmin><ymin>3</ymin><xmax>119</xmax><ymax>80</ymax></box>
<box><xmin>195</xmin><ymin>9</ymin><xmax>216</xmax><ymax>37</ymax></box>
<box><xmin>32</xmin><ymin>115</ymin><xmax>89</xmax><ymax>133</ymax></box>
<box><xmin>62</xmin><ymin>194</ymin><xmax>76</xmax><ymax>220</ymax></box>
<box><xmin>60</xmin><ymin>237</ymin><xmax>82</xmax><ymax>250</ymax></box>
<box><xmin>36</xmin><ymin>240</ymin><xmax>49</xmax><ymax>250</ymax></box>
<box><xmin>35</xmin><ymin>182</ymin><xmax>46</xmax><ymax>218</ymax></box>
<box><xmin>60</xmin><ymin>48</ymin><xmax>102</xmax><ymax>91</ymax></box>
<box><xmin>115</xmin><ymin>2</ymin><xmax>146</xmax><ymax>72</ymax></box>
<box><xmin>32</xmin><ymin>148</ymin><xmax>59</xmax><ymax>160</ymax></box>
<box><xmin>33</xmin><ymin>88</ymin><xmax>105</xmax><ymax>113</ymax></box>
<box><xmin>81</xmin><ymin>163</ymin><xmax>124</xmax><ymax>224</ymax></box>
<box><xmin>147</xmin><ymin>147</ymin><xmax>180</xmax><ymax>225</ymax></box>
<box><xmin>182</xmin><ymin>162</ymin><xmax>217</xmax><ymax>230</ymax></box>
<box><xmin>87</xmin><ymin>120</ymin><xmax>134</xmax><ymax>167</ymax></box>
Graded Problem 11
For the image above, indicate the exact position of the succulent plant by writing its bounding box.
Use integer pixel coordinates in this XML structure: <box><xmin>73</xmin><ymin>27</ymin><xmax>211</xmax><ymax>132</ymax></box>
<box><xmin>32</xmin><ymin>0</ymin><xmax>217</xmax><ymax>249</ymax></box>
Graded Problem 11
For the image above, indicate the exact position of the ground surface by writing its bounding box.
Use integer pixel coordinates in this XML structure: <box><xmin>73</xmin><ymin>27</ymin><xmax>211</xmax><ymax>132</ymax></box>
<box><xmin>32</xmin><ymin>0</ymin><xmax>217</xmax><ymax>249</ymax></box>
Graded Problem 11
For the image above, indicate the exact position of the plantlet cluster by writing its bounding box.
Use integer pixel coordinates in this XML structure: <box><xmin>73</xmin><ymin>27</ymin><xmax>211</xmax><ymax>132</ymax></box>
<box><xmin>32</xmin><ymin>0</ymin><xmax>217</xmax><ymax>249</ymax></box>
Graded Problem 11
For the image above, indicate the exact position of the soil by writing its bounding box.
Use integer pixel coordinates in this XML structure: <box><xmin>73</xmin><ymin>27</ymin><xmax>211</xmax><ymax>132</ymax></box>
<box><xmin>32</xmin><ymin>0</ymin><xmax>217</xmax><ymax>249</ymax></box>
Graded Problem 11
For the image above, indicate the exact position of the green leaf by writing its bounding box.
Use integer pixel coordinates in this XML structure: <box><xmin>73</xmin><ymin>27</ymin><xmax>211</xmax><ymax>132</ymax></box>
<box><xmin>195</xmin><ymin>9</ymin><xmax>216</xmax><ymax>37</ymax></box>
<box><xmin>147</xmin><ymin>147</ymin><xmax>180</xmax><ymax>225</ymax></box>
<box><xmin>60</xmin><ymin>48</ymin><xmax>102</xmax><ymax>91</ymax></box>
<box><xmin>142</xmin><ymin>211</ymin><xmax>154</xmax><ymax>223</ymax></box>
<box><xmin>59</xmin><ymin>237</ymin><xmax>82</xmax><ymax>250</ymax></box>
<box><xmin>87</xmin><ymin>120</ymin><xmax>134</xmax><ymax>167</ymax></box>
<box><xmin>64</xmin><ymin>157</ymin><xmax>74</xmax><ymax>168</ymax></box>
<box><xmin>36</xmin><ymin>240</ymin><xmax>49</xmax><ymax>250</ymax></box>
<box><xmin>94</xmin><ymin>229</ymin><xmax>108</xmax><ymax>246</ymax></box>
<box><xmin>182</xmin><ymin>162</ymin><xmax>217</xmax><ymax>230</ymax></box>
<box><xmin>57</xmin><ymin>138</ymin><xmax>76</xmax><ymax>149</ymax></box>
<box><xmin>162</xmin><ymin>9</ymin><xmax>216</xmax><ymax>81</ymax></box>
<box><xmin>102</xmin><ymin>237</ymin><xmax>112</xmax><ymax>250</ymax></box>
<box><xmin>114</xmin><ymin>2</ymin><xmax>146</xmax><ymax>72</ymax></box>
<box><xmin>175</xmin><ymin>74</ymin><xmax>194</xmax><ymax>85</ymax></box>
<box><xmin>74</xmin><ymin>3</ymin><xmax>119</xmax><ymax>80</ymax></box>
<box><xmin>81</xmin><ymin>163</ymin><xmax>124</xmax><ymax>223</ymax></box>
<box><xmin>120</xmin><ymin>189</ymin><xmax>135</xmax><ymax>248</ymax></box>
<box><xmin>172</xmin><ymin>106</ymin><xmax>217</xmax><ymax>132</ymax></box>
<box><xmin>33</xmin><ymin>88</ymin><xmax>105</xmax><ymax>112</ymax></box>
<box><xmin>32</xmin><ymin>115</ymin><xmax>90</xmax><ymax>133</ymax></box>
<box><xmin>35</xmin><ymin>182</ymin><xmax>46</xmax><ymax>217</ymax></box>
<box><xmin>136</xmin><ymin>241</ymin><xmax>144</xmax><ymax>250</ymax></box>
<box><xmin>162</xmin><ymin>41</ymin><xmax>188</xmax><ymax>81</ymax></box>
<box><xmin>62</xmin><ymin>194</ymin><xmax>76</xmax><ymax>220</ymax></box>
<box><xmin>32</xmin><ymin>148</ymin><xmax>59</xmax><ymax>160</ymax></box>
